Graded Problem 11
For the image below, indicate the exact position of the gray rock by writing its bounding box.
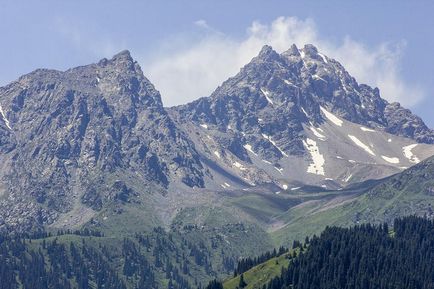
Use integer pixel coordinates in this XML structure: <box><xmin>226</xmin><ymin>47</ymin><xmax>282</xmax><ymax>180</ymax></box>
<box><xmin>0</xmin><ymin>50</ymin><xmax>205</xmax><ymax>232</ymax></box>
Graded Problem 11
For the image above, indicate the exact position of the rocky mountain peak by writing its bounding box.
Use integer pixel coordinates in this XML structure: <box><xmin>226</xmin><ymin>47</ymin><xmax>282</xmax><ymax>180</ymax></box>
<box><xmin>210</xmin><ymin>44</ymin><xmax>433</xmax><ymax>142</ymax></box>
<box><xmin>111</xmin><ymin>49</ymin><xmax>133</xmax><ymax>61</ymax></box>
<box><xmin>281</xmin><ymin>44</ymin><xmax>300</xmax><ymax>58</ymax></box>
<box><xmin>256</xmin><ymin>45</ymin><xmax>281</xmax><ymax>62</ymax></box>
<box><xmin>99</xmin><ymin>49</ymin><xmax>140</xmax><ymax>76</ymax></box>
<box><xmin>301</xmin><ymin>43</ymin><xmax>319</xmax><ymax>55</ymax></box>
<box><xmin>169</xmin><ymin>43</ymin><xmax>434</xmax><ymax>194</ymax></box>
<box><xmin>0</xmin><ymin>51</ymin><xmax>206</xmax><ymax>232</ymax></box>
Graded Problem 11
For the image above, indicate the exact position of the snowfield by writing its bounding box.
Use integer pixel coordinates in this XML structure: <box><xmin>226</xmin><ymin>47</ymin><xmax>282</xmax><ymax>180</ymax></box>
<box><xmin>348</xmin><ymin>135</ymin><xmax>375</xmax><ymax>156</ymax></box>
<box><xmin>310</xmin><ymin>126</ymin><xmax>326</xmax><ymax>140</ymax></box>
<box><xmin>403</xmin><ymin>144</ymin><xmax>420</xmax><ymax>164</ymax></box>
<box><xmin>320</xmin><ymin>107</ymin><xmax>343</xmax><ymax>126</ymax></box>
<box><xmin>303</xmin><ymin>138</ymin><xmax>325</xmax><ymax>175</ymax></box>
<box><xmin>381</xmin><ymin>155</ymin><xmax>400</xmax><ymax>164</ymax></box>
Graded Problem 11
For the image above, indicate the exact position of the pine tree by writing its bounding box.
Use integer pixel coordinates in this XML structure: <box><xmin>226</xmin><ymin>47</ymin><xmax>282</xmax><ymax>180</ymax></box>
<box><xmin>239</xmin><ymin>274</ymin><xmax>247</xmax><ymax>288</ymax></box>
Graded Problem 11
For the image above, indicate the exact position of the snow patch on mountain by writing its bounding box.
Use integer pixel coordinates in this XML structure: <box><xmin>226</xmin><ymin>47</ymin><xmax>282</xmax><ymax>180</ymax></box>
<box><xmin>312</xmin><ymin>74</ymin><xmax>328</xmax><ymax>83</ymax></box>
<box><xmin>303</xmin><ymin>138</ymin><xmax>325</xmax><ymax>175</ymax></box>
<box><xmin>348</xmin><ymin>135</ymin><xmax>375</xmax><ymax>156</ymax></box>
<box><xmin>360</xmin><ymin>126</ymin><xmax>375</xmax><ymax>132</ymax></box>
<box><xmin>301</xmin><ymin>107</ymin><xmax>309</xmax><ymax>118</ymax></box>
<box><xmin>233</xmin><ymin>162</ymin><xmax>246</xmax><ymax>171</ymax></box>
<box><xmin>381</xmin><ymin>155</ymin><xmax>400</xmax><ymax>164</ymax></box>
<box><xmin>310</xmin><ymin>127</ymin><xmax>326</xmax><ymax>140</ymax></box>
<box><xmin>0</xmin><ymin>105</ymin><xmax>12</xmax><ymax>130</ymax></box>
<box><xmin>320</xmin><ymin>107</ymin><xmax>343</xmax><ymax>126</ymax></box>
<box><xmin>221</xmin><ymin>183</ymin><xmax>231</xmax><ymax>189</ymax></box>
<box><xmin>274</xmin><ymin>166</ymin><xmax>284</xmax><ymax>174</ymax></box>
<box><xmin>262</xmin><ymin>134</ymin><xmax>288</xmax><ymax>157</ymax></box>
<box><xmin>344</xmin><ymin>174</ymin><xmax>353</xmax><ymax>182</ymax></box>
<box><xmin>403</xmin><ymin>144</ymin><xmax>420</xmax><ymax>164</ymax></box>
<box><xmin>284</xmin><ymin>79</ymin><xmax>298</xmax><ymax>88</ymax></box>
<box><xmin>260</xmin><ymin>88</ymin><xmax>274</xmax><ymax>105</ymax></box>
<box><xmin>243</xmin><ymin>144</ymin><xmax>258</xmax><ymax>156</ymax></box>
<box><xmin>317</xmin><ymin>52</ymin><xmax>328</xmax><ymax>63</ymax></box>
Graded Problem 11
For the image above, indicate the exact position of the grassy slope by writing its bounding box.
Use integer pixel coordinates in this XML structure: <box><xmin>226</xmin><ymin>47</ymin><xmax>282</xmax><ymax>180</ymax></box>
<box><xmin>271</xmin><ymin>157</ymin><xmax>434</xmax><ymax>245</ymax></box>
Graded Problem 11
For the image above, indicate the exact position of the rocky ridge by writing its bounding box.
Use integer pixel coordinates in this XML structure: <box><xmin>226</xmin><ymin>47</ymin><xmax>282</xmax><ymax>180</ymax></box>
<box><xmin>0</xmin><ymin>45</ymin><xmax>434</xmax><ymax>233</ymax></box>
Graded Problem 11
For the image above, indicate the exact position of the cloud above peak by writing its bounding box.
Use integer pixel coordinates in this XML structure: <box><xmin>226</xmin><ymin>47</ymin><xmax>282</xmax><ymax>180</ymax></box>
<box><xmin>142</xmin><ymin>16</ymin><xmax>423</xmax><ymax>107</ymax></box>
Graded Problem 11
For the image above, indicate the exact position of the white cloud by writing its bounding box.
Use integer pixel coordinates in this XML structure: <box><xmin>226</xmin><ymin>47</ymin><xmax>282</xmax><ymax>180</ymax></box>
<box><xmin>194</xmin><ymin>19</ymin><xmax>211</xmax><ymax>30</ymax></box>
<box><xmin>142</xmin><ymin>16</ymin><xmax>423</xmax><ymax>107</ymax></box>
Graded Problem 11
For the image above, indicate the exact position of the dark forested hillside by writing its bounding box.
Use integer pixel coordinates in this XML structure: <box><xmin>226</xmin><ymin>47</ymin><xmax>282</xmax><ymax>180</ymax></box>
<box><xmin>264</xmin><ymin>216</ymin><xmax>434</xmax><ymax>289</ymax></box>
<box><xmin>0</xmin><ymin>224</ymin><xmax>260</xmax><ymax>289</ymax></box>
<box><xmin>2</xmin><ymin>217</ymin><xmax>434</xmax><ymax>289</ymax></box>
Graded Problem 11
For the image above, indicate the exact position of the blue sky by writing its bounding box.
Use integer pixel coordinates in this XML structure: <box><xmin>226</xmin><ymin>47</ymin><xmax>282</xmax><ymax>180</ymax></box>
<box><xmin>1</xmin><ymin>0</ymin><xmax>433</xmax><ymax>126</ymax></box>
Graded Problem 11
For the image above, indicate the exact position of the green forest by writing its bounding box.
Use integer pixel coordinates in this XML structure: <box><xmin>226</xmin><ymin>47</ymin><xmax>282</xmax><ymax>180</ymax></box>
<box><xmin>210</xmin><ymin>216</ymin><xmax>434</xmax><ymax>289</ymax></box>
<box><xmin>1</xmin><ymin>216</ymin><xmax>434</xmax><ymax>289</ymax></box>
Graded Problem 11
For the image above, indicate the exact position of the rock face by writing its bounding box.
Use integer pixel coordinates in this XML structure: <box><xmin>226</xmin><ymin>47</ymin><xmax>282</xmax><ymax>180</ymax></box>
<box><xmin>0</xmin><ymin>51</ymin><xmax>205</xmax><ymax>232</ymax></box>
<box><xmin>384</xmin><ymin>102</ymin><xmax>434</xmax><ymax>143</ymax></box>
<box><xmin>0</xmin><ymin>45</ymin><xmax>434</xmax><ymax>234</ymax></box>
<box><xmin>171</xmin><ymin>44</ymin><xmax>434</xmax><ymax>157</ymax></box>
<box><xmin>170</xmin><ymin>44</ymin><xmax>434</xmax><ymax>189</ymax></box>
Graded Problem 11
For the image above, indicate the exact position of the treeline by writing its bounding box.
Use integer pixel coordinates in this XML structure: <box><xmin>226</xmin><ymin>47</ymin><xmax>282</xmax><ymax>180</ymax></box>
<box><xmin>233</xmin><ymin>246</ymin><xmax>288</xmax><ymax>276</ymax></box>
<box><xmin>264</xmin><ymin>216</ymin><xmax>434</xmax><ymax>289</ymax></box>
<box><xmin>0</xmin><ymin>237</ymin><xmax>127</xmax><ymax>289</ymax></box>
<box><xmin>3</xmin><ymin>228</ymin><xmax>105</xmax><ymax>240</ymax></box>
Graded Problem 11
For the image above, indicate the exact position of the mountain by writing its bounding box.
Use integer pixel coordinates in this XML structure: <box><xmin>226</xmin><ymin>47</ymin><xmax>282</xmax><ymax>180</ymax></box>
<box><xmin>170</xmin><ymin>44</ymin><xmax>434</xmax><ymax>191</ymax></box>
<box><xmin>1</xmin><ymin>44</ymin><xmax>434</xmax><ymax>237</ymax></box>
<box><xmin>1</xmin><ymin>45</ymin><xmax>434</xmax><ymax>288</ymax></box>
<box><xmin>1</xmin><ymin>44</ymin><xmax>434</xmax><ymax>288</ymax></box>
<box><xmin>0</xmin><ymin>51</ymin><xmax>207</xmax><ymax>233</ymax></box>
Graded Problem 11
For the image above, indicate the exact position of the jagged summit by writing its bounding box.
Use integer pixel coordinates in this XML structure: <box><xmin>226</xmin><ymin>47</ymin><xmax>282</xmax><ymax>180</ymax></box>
<box><xmin>257</xmin><ymin>45</ymin><xmax>280</xmax><ymax>60</ymax></box>
<box><xmin>175</xmin><ymin>44</ymin><xmax>433</xmax><ymax>143</ymax></box>
<box><xmin>98</xmin><ymin>49</ymin><xmax>134</xmax><ymax>64</ymax></box>
<box><xmin>111</xmin><ymin>49</ymin><xmax>133</xmax><ymax>60</ymax></box>
<box><xmin>282</xmin><ymin>43</ymin><xmax>300</xmax><ymax>57</ymax></box>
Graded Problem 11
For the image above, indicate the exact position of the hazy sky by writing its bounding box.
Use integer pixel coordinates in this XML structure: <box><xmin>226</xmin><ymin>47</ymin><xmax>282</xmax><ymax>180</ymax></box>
<box><xmin>1</xmin><ymin>0</ymin><xmax>433</xmax><ymax>126</ymax></box>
